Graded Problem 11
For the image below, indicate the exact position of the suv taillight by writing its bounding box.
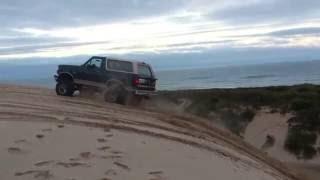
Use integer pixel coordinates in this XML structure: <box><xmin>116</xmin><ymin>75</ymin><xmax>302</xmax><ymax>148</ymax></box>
<box><xmin>132</xmin><ymin>76</ymin><xmax>139</xmax><ymax>86</ymax></box>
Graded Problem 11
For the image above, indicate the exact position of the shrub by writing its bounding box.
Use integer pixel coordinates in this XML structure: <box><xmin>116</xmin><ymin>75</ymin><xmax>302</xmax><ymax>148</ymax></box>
<box><xmin>219</xmin><ymin>109</ymin><xmax>254</xmax><ymax>136</ymax></box>
<box><xmin>220</xmin><ymin>110</ymin><xmax>244</xmax><ymax>135</ymax></box>
<box><xmin>290</xmin><ymin>99</ymin><xmax>314</xmax><ymax>112</ymax></box>
<box><xmin>240</xmin><ymin>108</ymin><xmax>256</xmax><ymax>122</ymax></box>
<box><xmin>284</xmin><ymin>128</ymin><xmax>318</xmax><ymax>159</ymax></box>
<box><xmin>164</xmin><ymin>84</ymin><xmax>320</xmax><ymax>159</ymax></box>
<box><xmin>302</xmin><ymin>146</ymin><xmax>317</xmax><ymax>159</ymax></box>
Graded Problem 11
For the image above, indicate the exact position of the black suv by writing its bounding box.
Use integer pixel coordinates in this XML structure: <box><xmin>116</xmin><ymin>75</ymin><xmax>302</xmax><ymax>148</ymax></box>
<box><xmin>54</xmin><ymin>56</ymin><xmax>157</xmax><ymax>104</ymax></box>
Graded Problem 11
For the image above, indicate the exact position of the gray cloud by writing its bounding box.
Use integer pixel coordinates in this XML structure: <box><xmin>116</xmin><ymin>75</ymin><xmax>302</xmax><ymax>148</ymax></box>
<box><xmin>0</xmin><ymin>36</ymin><xmax>72</xmax><ymax>47</ymax></box>
<box><xmin>2</xmin><ymin>25</ymin><xmax>320</xmax><ymax>57</ymax></box>
<box><xmin>268</xmin><ymin>27</ymin><xmax>320</xmax><ymax>36</ymax></box>
<box><xmin>0</xmin><ymin>40</ymin><xmax>112</xmax><ymax>55</ymax></box>
<box><xmin>210</xmin><ymin>0</ymin><xmax>320</xmax><ymax>24</ymax></box>
<box><xmin>0</xmin><ymin>0</ymin><xmax>186</xmax><ymax>29</ymax></box>
<box><xmin>1</xmin><ymin>0</ymin><xmax>320</xmax><ymax>61</ymax></box>
<box><xmin>0</xmin><ymin>39</ymin><xmax>236</xmax><ymax>56</ymax></box>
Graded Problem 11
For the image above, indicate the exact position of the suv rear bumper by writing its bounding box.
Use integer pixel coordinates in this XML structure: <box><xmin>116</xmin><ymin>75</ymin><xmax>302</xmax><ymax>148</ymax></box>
<box><xmin>134</xmin><ymin>90</ymin><xmax>157</xmax><ymax>96</ymax></box>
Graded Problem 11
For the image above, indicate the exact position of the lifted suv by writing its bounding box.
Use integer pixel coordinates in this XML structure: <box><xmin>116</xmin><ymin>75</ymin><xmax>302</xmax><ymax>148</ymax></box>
<box><xmin>54</xmin><ymin>56</ymin><xmax>157</xmax><ymax>104</ymax></box>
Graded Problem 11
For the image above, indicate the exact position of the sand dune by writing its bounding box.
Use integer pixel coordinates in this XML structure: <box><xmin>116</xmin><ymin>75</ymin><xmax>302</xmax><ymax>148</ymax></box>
<box><xmin>245</xmin><ymin>109</ymin><xmax>320</xmax><ymax>180</ymax></box>
<box><xmin>0</xmin><ymin>85</ymin><xmax>300</xmax><ymax>180</ymax></box>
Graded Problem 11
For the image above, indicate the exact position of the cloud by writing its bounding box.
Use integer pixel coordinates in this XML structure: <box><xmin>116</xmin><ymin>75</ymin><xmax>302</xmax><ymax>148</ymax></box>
<box><xmin>268</xmin><ymin>27</ymin><xmax>320</xmax><ymax>36</ymax></box>
<box><xmin>0</xmin><ymin>0</ymin><xmax>186</xmax><ymax>28</ymax></box>
<box><xmin>1</xmin><ymin>0</ymin><xmax>320</xmax><ymax>62</ymax></box>
<box><xmin>0</xmin><ymin>40</ymin><xmax>111</xmax><ymax>55</ymax></box>
<box><xmin>0</xmin><ymin>38</ymin><xmax>236</xmax><ymax>58</ymax></box>
<box><xmin>0</xmin><ymin>36</ymin><xmax>72</xmax><ymax>47</ymax></box>
<box><xmin>209</xmin><ymin>0</ymin><xmax>320</xmax><ymax>24</ymax></box>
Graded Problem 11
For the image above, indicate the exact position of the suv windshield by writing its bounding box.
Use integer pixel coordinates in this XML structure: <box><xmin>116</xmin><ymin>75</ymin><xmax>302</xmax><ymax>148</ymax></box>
<box><xmin>85</xmin><ymin>58</ymin><xmax>103</xmax><ymax>68</ymax></box>
<box><xmin>138</xmin><ymin>64</ymin><xmax>152</xmax><ymax>77</ymax></box>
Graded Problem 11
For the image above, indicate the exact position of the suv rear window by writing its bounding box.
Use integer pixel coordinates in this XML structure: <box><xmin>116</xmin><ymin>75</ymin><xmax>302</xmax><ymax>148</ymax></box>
<box><xmin>107</xmin><ymin>60</ymin><xmax>133</xmax><ymax>72</ymax></box>
<box><xmin>138</xmin><ymin>64</ymin><xmax>152</xmax><ymax>77</ymax></box>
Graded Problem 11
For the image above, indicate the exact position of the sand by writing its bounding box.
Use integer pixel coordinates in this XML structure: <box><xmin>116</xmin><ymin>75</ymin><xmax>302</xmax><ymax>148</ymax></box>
<box><xmin>245</xmin><ymin>109</ymin><xmax>320</xmax><ymax>180</ymax></box>
<box><xmin>0</xmin><ymin>85</ymin><xmax>298</xmax><ymax>180</ymax></box>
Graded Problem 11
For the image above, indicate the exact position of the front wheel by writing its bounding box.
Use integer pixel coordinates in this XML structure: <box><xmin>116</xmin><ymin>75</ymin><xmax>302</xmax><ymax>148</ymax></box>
<box><xmin>56</xmin><ymin>82</ymin><xmax>74</xmax><ymax>96</ymax></box>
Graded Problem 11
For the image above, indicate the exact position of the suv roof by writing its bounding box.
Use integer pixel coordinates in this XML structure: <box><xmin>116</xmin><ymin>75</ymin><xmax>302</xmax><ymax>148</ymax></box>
<box><xmin>92</xmin><ymin>56</ymin><xmax>148</xmax><ymax>65</ymax></box>
<box><xmin>94</xmin><ymin>56</ymin><xmax>154</xmax><ymax>77</ymax></box>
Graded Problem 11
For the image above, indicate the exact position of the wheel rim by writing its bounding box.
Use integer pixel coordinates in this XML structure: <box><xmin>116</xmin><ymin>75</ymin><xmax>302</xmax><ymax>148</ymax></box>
<box><xmin>104</xmin><ymin>85</ymin><xmax>120</xmax><ymax>102</ymax></box>
<box><xmin>58</xmin><ymin>84</ymin><xmax>67</xmax><ymax>95</ymax></box>
<box><xmin>107</xmin><ymin>91</ymin><xmax>118</xmax><ymax>102</ymax></box>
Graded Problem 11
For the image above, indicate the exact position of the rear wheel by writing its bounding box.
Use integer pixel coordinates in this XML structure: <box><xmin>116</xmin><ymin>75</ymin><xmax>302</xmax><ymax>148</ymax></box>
<box><xmin>103</xmin><ymin>84</ymin><xmax>127</xmax><ymax>104</ymax></box>
<box><xmin>56</xmin><ymin>81</ymin><xmax>74</xmax><ymax>96</ymax></box>
<box><xmin>126</xmin><ymin>95</ymin><xmax>143</xmax><ymax>106</ymax></box>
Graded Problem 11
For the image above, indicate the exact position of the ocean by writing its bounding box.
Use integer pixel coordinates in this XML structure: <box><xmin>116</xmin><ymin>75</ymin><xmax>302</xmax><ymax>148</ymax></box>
<box><xmin>157</xmin><ymin>60</ymin><xmax>320</xmax><ymax>90</ymax></box>
<box><xmin>1</xmin><ymin>60</ymin><xmax>320</xmax><ymax>90</ymax></box>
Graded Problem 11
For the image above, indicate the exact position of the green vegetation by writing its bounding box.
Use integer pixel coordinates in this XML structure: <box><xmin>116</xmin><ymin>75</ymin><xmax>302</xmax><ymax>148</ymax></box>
<box><xmin>284</xmin><ymin>128</ymin><xmax>317</xmax><ymax>159</ymax></box>
<box><xmin>219</xmin><ymin>108</ymin><xmax>255</xmax><ymax>135</ymax></box>
<box><xmin>162</xmin><ymin>84</ymin><xmax>320</xmax><ymax>159</ymax></box>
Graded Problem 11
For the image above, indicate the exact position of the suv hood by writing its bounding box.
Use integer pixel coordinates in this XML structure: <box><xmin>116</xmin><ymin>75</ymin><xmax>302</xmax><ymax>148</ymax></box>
<box><xmin>57</xmin><ymin>65</ymin><xmax>81</xmax><ymax>73</ymax></box>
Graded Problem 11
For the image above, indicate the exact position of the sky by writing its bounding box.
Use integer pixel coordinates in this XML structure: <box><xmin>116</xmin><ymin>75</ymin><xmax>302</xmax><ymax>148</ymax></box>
<box><xmin>1</xmin><ymin>0</ymin><xmax>320</xmax><ymax>68</ymax></box>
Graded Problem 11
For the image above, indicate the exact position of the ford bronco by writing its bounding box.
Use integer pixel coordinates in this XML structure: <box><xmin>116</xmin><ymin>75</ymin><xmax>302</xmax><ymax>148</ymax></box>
<box><xmin>54</xmin><ymin>56</ymin><xmax>157</xmax><ymax>104</ymax></box>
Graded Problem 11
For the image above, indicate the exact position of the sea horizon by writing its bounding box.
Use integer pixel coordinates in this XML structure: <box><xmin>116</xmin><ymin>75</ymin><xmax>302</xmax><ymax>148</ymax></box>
<box><xmin>1</xmin><ymin>59</ymin><xmax>320</xmax><ymax>90</ymax></box>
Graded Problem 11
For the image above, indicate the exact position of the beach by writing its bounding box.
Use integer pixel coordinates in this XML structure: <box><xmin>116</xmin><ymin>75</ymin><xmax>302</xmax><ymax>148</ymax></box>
<box><xmin>0</xmin><ymin>84</ymin><xmax>301</xmax><ymax>180</ymax></box>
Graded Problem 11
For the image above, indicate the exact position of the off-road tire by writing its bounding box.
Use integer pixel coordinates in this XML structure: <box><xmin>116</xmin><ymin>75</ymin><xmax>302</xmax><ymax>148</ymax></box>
<box><xmin>56</xmin><ymin>81</ymin><xmax>74</xmax><ymax>96</ymax></box>
<box><xmin>125</xmin><ymin>94</ymin><xmax>143</xmax><ymax>106</ymax></box>
<box><xmin>103</xmin><ymin>84</ymin><xmax>128</xmax><ymax>105</ymax></box>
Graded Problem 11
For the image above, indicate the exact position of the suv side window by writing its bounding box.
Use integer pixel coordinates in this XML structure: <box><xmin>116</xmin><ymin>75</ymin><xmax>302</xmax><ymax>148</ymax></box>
<box><xmin>107</xmin><ymin>60</ymin><xmax>133</xmax><ymax>72</ymax></box>
<box><xmin>85</xmin><ymin>58</ymin><xmax>103</xmax><ymax>69</ymax></box>
<box><xmin>138</xmin><ymin>64</ymin><xmax>152</xmax><ymax>77</ymax></box>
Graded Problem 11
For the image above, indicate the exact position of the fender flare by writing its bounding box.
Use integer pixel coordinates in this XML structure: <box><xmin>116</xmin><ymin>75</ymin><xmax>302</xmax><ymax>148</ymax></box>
<box><xmin>57</xmin><ymin>72</ymin><xmax>74</xmax><ymax>82</ymax></box>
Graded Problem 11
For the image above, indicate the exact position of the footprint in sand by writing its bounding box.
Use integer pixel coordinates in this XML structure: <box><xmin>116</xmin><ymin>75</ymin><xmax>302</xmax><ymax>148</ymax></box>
<box><xmin>113</xmin><ymin>162</ymin><xmax>130</xmax><ymax>171</ymax></box>
<box><xmin>99</xmin><ymin>178</ymin><xmax>111</xmax><ymax>180</ymax></box>
<box><xmin>7</xmin><ymin>147</ymin><xmax>27</xmax><ymax>154</ymax></box>
<box><xmin>33</xmin><ymin>170</ymin><xmax>53</xmax><ymax>179</ymax></box>
<box><xmin>149</xmin><ymin>171</ymin><xmax>165</xmax><ymax>180</ymax></box>
<box><xmin>97</xmin><ymin>138</ymin><xmax>107</xmax><ymax>143</ymax></box>
<box><xmin>14</xmin><ymin>139</ymin><xmax>28</xmax><ymax>144</ymax></box>
<box><xmin>15</xmin><ymin>170</ymin><xmax>36</xmax><ymax>176</ymax></box>
<box><xmin>35</xmin><ymin>128</ymin><xmax>53</xmax><ymax>140</ymax></box>
<box><xmin>56</xmin><ymin>161</ymin><xmax>90</xmax><ymax>168</ymax></box>
<box><xmin>69</xmin><ymin>157</ymin><xmax>81</xmax><ymax>162</ymax></box>
<box><xmin>105</xmin><ymin>134</ymin><xmax>113</xmax><ymax>138</ymax></box>
<box><xmin>110</xmin><ymin>150</ymin><xmax>122</xmax><ymax>155</ymax></box>
<box><xmin>97</xmin><ymin>146</ymin><xmax>111</xmax><ymax>151</ymax></box>
<box><xmin>103</xmin><ymin>127</ymin><xmax>111</xmax><ymax>132</ymax></box>
<box><xmin>36</xmin><ymin>134</ymin><xmax>45</xmax><ymax>139</ymax></box>
<box><xmin>99</xmin><ymin>170</ymin><xmax>116</xmax><ymax>180</ymax></box>
<box><xmin>105</xmin><ymin>169</ymin><xmax>117</xmax><ymax>176</ymax></box>
<box><xmin>15</xmin><ymin>170</ymin><xmax>53</xmax><ymax>179</ymax></box>
<box><xmin>149</xmin><ymin>171</ymin><xmax>163</xmax><ymax>175</ymax></box>
<box><xmin>34</xmin><ymin>160</ymin><xmax>55</xmax><ymax>167</ymax></box>
<box><xmin>100</xmin><ymin>155</ymin><xmax>122</xmax><ymax>159</ymax></box>
<box><xmin>79</xmin><ymin>151</ymin><xmax>96</xmax><ymax>159</ymax></box>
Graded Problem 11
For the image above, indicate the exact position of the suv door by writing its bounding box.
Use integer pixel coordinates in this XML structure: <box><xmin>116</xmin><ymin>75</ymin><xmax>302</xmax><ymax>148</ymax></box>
<box><xmin>79</xmin><ymin>57</ymin><xmax>106</xmax><ymax>85</ymax></box>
